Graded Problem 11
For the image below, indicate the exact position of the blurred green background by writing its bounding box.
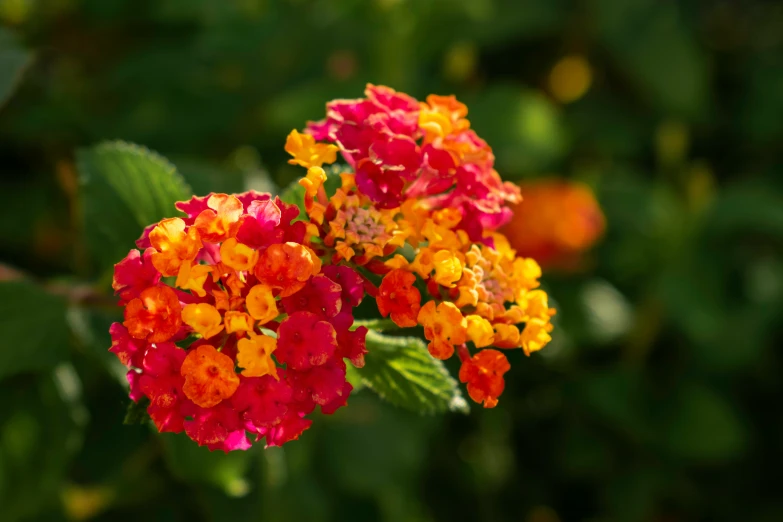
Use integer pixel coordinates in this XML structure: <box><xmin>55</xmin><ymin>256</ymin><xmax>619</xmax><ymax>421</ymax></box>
<box><xmin>2</xmin><ymin>0</ymin><xmax>783</xmax><ymax>521</ymax></box>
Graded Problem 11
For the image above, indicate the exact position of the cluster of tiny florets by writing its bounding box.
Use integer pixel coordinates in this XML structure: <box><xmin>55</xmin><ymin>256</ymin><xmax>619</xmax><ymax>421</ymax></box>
<box><xmin>109</xmin><ymin>84</ymin><xmax>555</xmax><ymax>451</ymax></box>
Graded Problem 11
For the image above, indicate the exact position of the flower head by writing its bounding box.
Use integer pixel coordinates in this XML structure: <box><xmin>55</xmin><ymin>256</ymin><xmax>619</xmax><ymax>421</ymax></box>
<box><xmin>109</xmin><ymin>190</ymin><xmax>368</xmax><ymax>451</ymax></box>
<box><xmin>306</xmin><ymin>83</ymin><xmax>519</xmax><ymax>239</ymax></box>
<box><xmin>110</xmin><ymin>86</ymin><xmax>560</xmax><ymax>448</ymax></box>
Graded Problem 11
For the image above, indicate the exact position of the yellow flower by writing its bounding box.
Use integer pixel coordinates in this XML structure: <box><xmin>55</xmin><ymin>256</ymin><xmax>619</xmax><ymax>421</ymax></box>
<box><xmin>237</xmin><ymin>333</ymin><xmax>278</xmax><ymax>379</ymax></box>
<box><xmin>519</xmin><ymin>289</ymin><xmax>556</xmax><ymax>323</ymax></box>
<box><xmin>299</xmin><ymin>166</ymin><xmax>327</xmax><ymax>198</ymax></box>
<box><xmin>432</xmin><ymin>250</ymin><xmax>463</xmax><ymax>288</ymax></box>
<box><xmin>245</xmin><ymin>284</ymin><xmax>279</xmax><ymax>324</ymax></box>
<box><xmin>466</xmin><ymin>315</ymin><xmax>494</xmax><ymax>348</ymax></box>
<box><xmin>493</xmin><ymin>324</ymin><xmax>521</xmax><ymax>349</ymax></box>
<box><xmin>182</xmin><ymin>303</ymin><xmax>224</xmax><ymax>339</ymax></box>
<box><xmin>520</xmin><ymin>319</ymin><xmax>553</xmax><ymax>355</ymax></box>
<box><xmin>285</xmin><ymin>129</ymin><xmax>338</xmax><ymax>168</ymax></box>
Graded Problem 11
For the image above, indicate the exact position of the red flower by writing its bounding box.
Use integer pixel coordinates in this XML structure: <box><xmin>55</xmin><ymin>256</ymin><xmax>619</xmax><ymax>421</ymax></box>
<box><xmin>355</xmin><ymin>159</ymin><xmax>406</xmax><ymax>209</ymax></box>
<box><xmin>112</xmin><ymin>248</ymin><xmax>161</xmax><ymax>304</ymax></box>
<box><xmin>276</xmin><ymin>312</ymin><xmax>338</xmax><ymax>371</ymax></box>
<box><xmin>138</xmin><ymin>343</ymin><xmax>187</xmax><ymax>432</ymax></box>
<box><xmin>290</xmin><ymin>358</ymin><xmax>348</xmax><ymax>407</ymax></box>
<box><xmin>235</xmin><ymin>199</ymin><xmax>282</xmax><ymax>249</ymax></box>
<box><xmin>331</xmin><ymin>311</ymin><xmax>368</xmax><ymax>368</ymax></box>
<box><xmin>182</xmin><ymin>401</ymin><xmax>247</xmax><ymax>450</ymax></box>
<box><xmin>263</xmin><ymin>414</ymin><xmax>312</xmax><ymax>447</ymax></box>
<box><xmin>109</xmin><ymin>322</ymin><xmax>148</xmax><ymax>368</ymax></box>
<box><xmin>322</xmin><ymin>265</ymin><xmax>366</xmax><ymax>307</ymax></box>
<box><xmin>232</xmin><ymin>375</ymin><xmax>292</xmax><ymax>428</ymax></box>
<box><xmin>280</xmin><ymin>274</ymin><xmax>343</xmax><ymax>319</ymax></box>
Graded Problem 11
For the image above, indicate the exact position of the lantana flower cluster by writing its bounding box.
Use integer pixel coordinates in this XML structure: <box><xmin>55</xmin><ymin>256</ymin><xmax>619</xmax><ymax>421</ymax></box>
<box><xmin>109</xmin><ymin>84</ymin><xmax>555</xmax><ymax>451</ymax></box>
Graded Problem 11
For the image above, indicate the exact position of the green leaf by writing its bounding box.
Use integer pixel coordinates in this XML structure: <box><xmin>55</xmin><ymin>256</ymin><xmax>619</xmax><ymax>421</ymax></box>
<box><xmin>0</xmin><ymin>375</ymin><xmax>82</xmax><ymax>520</ymax></box>
<box><xmin>357</xmin><ymin>330</ymin><xmax>468</xmax><ymax>414</ymax></box>
<box><xmin>590</xmin><ymin>0</ymin><xmax>709</xmax><ymax>119</ymax></box>
<box><xmin>0</xmin><ymin>29</ymin><xmax>32</xmax><ymax>109</ymax></box>
<box><xmin>705</xmin><ymin>180</ymin><xmax>783</xmax><ymax>238</ymax></box>
<box><xmin>160</xmin><ymin>433</ymin><xmax>253</xmax><ymax>496</ymax></box>
<box><xmin>172</xmin><ymin>156</ymin><xmax>246</xmax><ymax>196</ymax></box>
<box><xmin>660</xmin><ymin>383</ymin><xmax>747</xmax><ymax>463</ymax></box>
<box><xmin>571</xmin><ymin>368</ymin><xmax>651</xmax><ymax>442</ymax></box>
<box><xmin>123</xmin><ymin>397</ymin><xmax>151</xmax><ymax>425</ymax></box>
<box><xmin>77</xmin><ymin>141</ymin><xmax>192</xmax><ymax>274</ymax></box>
<box><xmin>467</xmin><ymin>85</ymin><xmax>565</xmax><ymax>177</ymax></box>
<box><xmin>278</xmin><ymin>179</ymin><xmax>306</xmax><ymax>216</ymax></box>
<box><xmin>0</xmin><ymin>281</ymin><xmax>69</xmax><ymax>380</ymax></box>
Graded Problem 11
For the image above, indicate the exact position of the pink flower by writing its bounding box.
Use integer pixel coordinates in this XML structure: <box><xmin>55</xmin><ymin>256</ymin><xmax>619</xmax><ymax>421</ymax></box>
<box><xmin>112</xmin><ymin>248</ymin><xmax>161</xmax><ymax>304</ymax></box>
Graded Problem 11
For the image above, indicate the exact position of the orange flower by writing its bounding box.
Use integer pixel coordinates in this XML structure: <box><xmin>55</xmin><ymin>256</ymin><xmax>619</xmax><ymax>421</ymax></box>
<box><xmin>417</xmin><ymin>301</ymin><xmax>467</xmax><ymax>359</ymax></box>
<box><xmin>220</xmin><ymin>237</ymin><xmax>259</xmax><ymax>272</ymax></box>
<box><xmin>419</xmin><ymin>94</ymin><xmax>470</xmax><ymax>142</ymax></box>
<box><xmin>377</xmin><ymin>269</ymin><xmax>421</xmax><ymax>328</ymax></box>
<box><xmin>458</xmin><ymin>349</ymin><xmax>510</xmax><ymax>408</ymax></box>
<box><xmin>500</xmin><ymin>179</ymin><xmax>605</xmax><ymax>269</ymax></box>
<box><xmin>193</xmin><ymin>194</ymin><xmax>244</xmax><ymax>243</ymax></box>
<box><xmin>149</xmin><ymin>218</ymin><xmax>201</xmax><ymax>276</ymax></box>
<box><xmin>175</xmin><ymin>262</ymin><xmax>212</xmax><ymax>297</ymax></box>
<box><xmin>124</xmin><ymin>285</ymin><xmax>182</xmax><ymax>343</ymax></box>
<box><xmin>254</xmin><ymin>242</ymin><xmax>321</xmax><ymax>297</ymax></box>
<box><xmin>181</xmin><ymin>345</ymin><xmax>240</xmax><ymax>408</ymax></box>
<box><xmin>492</xmin><ymin>324</ymin><xmax>521</xmax><ymax>349</ymax></box>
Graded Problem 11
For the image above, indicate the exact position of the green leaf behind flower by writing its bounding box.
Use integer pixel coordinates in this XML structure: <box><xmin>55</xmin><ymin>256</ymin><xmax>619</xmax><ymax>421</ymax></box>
<box><xmin>0</xmin><ymin>29</ymin><xmax>32</xmax><ymax>109</ymax></box>
<box><xmin>160</xmin><ymin>433</ymin><xmax>253</xmax><ymax>496</ymax></box>
<box><xmin>357</xmin><ymin>330</ymin><xmax>469</xmax><ymax>415</ymax></box>
<box><xmin>77</xmin><ymin>141</ymin><xmax>192</xmax><ymax>276</ymax></box>
<box><xmin>0</xmin><ymin>281</ymin><xmax>69</xmax><ymax>379</ymax></box>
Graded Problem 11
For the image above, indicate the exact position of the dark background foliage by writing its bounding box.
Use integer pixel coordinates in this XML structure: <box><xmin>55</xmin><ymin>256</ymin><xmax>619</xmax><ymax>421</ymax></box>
<box><xmin>1</xmin><ymin>0</ymin><xmax>783</xmax><ymax>521</ymax></box>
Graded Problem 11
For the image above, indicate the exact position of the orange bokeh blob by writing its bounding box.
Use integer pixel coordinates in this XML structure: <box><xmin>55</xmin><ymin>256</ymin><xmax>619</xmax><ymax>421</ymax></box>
<box><xmin>501</xmin><ymin>179</ymin><xmax>605</xmax><ymax>269</ymax></box>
